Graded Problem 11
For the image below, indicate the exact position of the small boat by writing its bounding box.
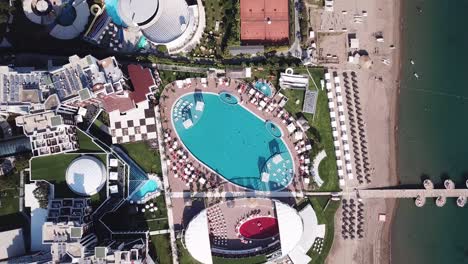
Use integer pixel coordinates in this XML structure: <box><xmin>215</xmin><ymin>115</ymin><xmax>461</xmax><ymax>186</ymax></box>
<box><xmin>416</xmin><ymin>6</ymin><xmax>423</xmax><ymax>14</ymax></box>
<box><xmin>413</xmin><ymin>72</ymin><xmax>419</xmax><ymax>79</ymax></box>
<box><xmin>410</xmin><ymin>59</ymin><xmax>415</xmax><ymax>65</ymax></box>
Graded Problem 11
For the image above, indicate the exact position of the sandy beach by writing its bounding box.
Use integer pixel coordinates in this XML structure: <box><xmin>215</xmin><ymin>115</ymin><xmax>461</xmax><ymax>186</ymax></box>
<box><xmin>308</xmin><ymin>0</ymin><xmax>402</xmax><ymax>263</ymax></box>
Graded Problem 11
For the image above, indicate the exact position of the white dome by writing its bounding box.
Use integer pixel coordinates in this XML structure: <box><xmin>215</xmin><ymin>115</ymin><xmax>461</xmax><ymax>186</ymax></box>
<box><xmin>66</xmin><ymin>156</ymin><xmax>106</xmax><ymax>196</ymax></box>
<box><xmin>118</xmin><ymin>0</ymin><xmax>159</xmax><ymax>27</ymax></box>
<box><xmin>141</xmin><ymin>0</ymin><xmax>191</xmax><ymax>44</ymax></box>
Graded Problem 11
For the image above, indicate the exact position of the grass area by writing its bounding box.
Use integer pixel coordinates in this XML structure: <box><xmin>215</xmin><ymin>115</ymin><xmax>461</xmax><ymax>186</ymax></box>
<box><xmin>75</xmin><ymin>129</ymin><xmax>103</xmax><ymax>153</ymax></box>
<box><xmin>0</xmin><ymin>170</ymin><xmax>21</xmax><ymax>215</ymax></box>
<box><xmin>31</xmin><ymin>153</ymin><xmax>107</xmax><ymax>198</ymax></box>
<box><xmin>177</xmin><ymin>239</ymin><xmax>201</xmax><ymax>264</ymax></box>
<box><xmin>159</xmin><ymin>71</ymin><xmax>207</xmax><ymax>92</ymax></box>
<box><xmin>93</xmin><ymin>119</ymin><xmax>104</xmax><ymax>128</ymax></box>
<box><xmin>282</xmin><ymin>67</ymin><xmax>339</xmax><ymax>192</ymax></box>
<box><xmin>212</xmin><ymin>255</ymin><xmax>267</xmax><ymax>264</ymax></box>
<box><xmin>189</xmin><ymin>0</ymin><xmax>239</xmax><ymax>57</ymax></box>
<box><xmin>150</xmin><ymin>234</ymin><xmax>172</xmax><ymax>264</ymax></box>
<box><xmin>120</xmin><ymin>141</ymin><xmax>162</xmax><ymax>174</ymax></box>
<box><xmin>102</xmin><ymin>194</ymin><xmax>168</xmax><ymax>232</ymax></box>
<box><xmin>307</xmin><ymin>197</ymin><xmax>340</xmax><ymax>264</ymax></box>
<box><xmin>0</xmin><ymin>188</ymin><xmax>19</xmax><ymax>216</ymax></box>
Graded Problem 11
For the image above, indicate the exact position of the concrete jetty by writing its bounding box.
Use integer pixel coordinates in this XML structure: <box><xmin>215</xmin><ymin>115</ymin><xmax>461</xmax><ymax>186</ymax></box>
<box><xmin>357</xmin><ymin>188</ymin><xmax>468</xmax><ymax>199</ymax></box>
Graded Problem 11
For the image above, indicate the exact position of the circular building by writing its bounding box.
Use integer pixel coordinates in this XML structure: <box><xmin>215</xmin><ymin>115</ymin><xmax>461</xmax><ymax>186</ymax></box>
<box><xmin>23</xmin><ymin>0</ymin><xmax>90</xmax><ymax>39</ymax></box>
<box><xmin>184</xmin><ymin>198</ymin><xmax>326</xmax><ymax>264</ymax></box>
<box><xmin>106</xmin><ymin>0</ymin><xmax>194</xmax><ymax>48</ymax></box>
<box><xmin>66</xmin><ymin>156</ymin><xmax>106</xmax><ymax>196</ymax></box>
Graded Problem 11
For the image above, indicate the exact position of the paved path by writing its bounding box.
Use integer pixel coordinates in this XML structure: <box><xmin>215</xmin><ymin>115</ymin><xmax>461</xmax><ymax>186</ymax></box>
<box><xmin>155</xmin><ymin>106</ymin><xmax>179</xmax><ymax>264</ymax></box>
<box><xmin>358</xmin><ymin>188</ymin><xmax>468</xmax><ymax>198</ymax></box>
<box><xmin>288</xmin><ymin>0</ymin><xmax>303</xmax><ymax>58</ymax></box>
<box><xmin>169</xmin><ymin>191</ymin><xmax>337</xmax><ymax>198</ymax></box>
<box><xmin>149</xmin><ymin>229</ymin><xmax>170</xmax><ymax>236</ymax></box>
<box><xmin>19</xmin><ymin>170</ymin><xmax>24</xmax><ymax>212</ymax></box>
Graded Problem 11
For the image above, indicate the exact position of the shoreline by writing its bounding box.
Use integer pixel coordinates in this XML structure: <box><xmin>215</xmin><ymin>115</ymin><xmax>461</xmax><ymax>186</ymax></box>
<box><xmin>384</xmin><ymin>0</ymin><xmax>404</xmax><ymax>262</ymax></box>
<box><xmin>387</xmin><ymin>0</ymin><xmax>405</xmax><ymax>261</ymax></box>
<box><xmin>319</xmin><ymin>0</ymin><xmax>403</xmax><ymax>262</ymax></box>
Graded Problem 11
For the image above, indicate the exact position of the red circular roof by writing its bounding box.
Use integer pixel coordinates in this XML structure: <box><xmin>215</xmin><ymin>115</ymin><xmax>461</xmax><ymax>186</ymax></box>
<box><xmin>239</xmin><ymin>216</ymin><xmax>279</xmax><ymax>239</ymax></box>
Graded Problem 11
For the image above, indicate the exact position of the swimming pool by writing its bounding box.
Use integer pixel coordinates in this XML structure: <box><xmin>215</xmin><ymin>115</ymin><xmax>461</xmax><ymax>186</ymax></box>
<box><xmin>254</xmin><ymin>81</ymin><xmax>273</xmax><ymax>97</ymax></box>
<box><xmin>132</xmin><ymin>179</ymin><xmax>158</xmax><ymax>200</ymax></box>
<box><xmin>104</xmin><ymin>0</ymin><xmax>124</xmax><ymax>26</ymax></box>
<box><xmin>172</xmin><ymin>92</ymin><xmax>294</xmax><ymax>191</ymax></box>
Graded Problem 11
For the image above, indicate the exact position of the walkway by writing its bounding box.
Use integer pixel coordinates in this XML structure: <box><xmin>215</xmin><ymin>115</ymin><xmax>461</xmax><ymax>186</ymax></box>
<box><xmin>169</xmin><ymin>191</ymin><xmax>337</xmax><ymax>198</ymax></box>
<box><xmin>155</xmin><ymin>105</ymin><xmax>179</xmax><ymax>264</ymax></box>
<box><xmin>149</xmin><ymin>229</ymin><xmax>170</xmax><ymax>235</ymax></box>
<box><xmin>358</xmin><ymin>188</ymin><xmax>468</xmax><ymax>198</ymax></box>
<box><xmin>288</xmin><ymin>0</ymin><xmax>303</xmax><ymax>58</ymax></box>
<box><xmin>312</xmin><ymin>150</ymin><xmax>326</xmax><ymax>187</ymax></box>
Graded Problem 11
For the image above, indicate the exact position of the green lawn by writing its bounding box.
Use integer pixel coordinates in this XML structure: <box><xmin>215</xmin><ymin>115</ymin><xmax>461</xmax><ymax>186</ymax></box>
<box><xmin>177</xmin><ymin>239</ymin><xmax>201</xmax><ymax>264</ymax></box>
<box><xmin>76</xmin><ymin>129</ymin><xmax>103</xmax><ymax>153</ymax></box>
<box><xmin>0</xmin><ymin>171</ymin><xmax>20</xmax><ymax>215</ymax></box>
<box><xmin>31</xmin><ymin>153</ymin><xmax>107</xmax><ymax>198</ymax></box>
<box><xmin>151</xmin><ymin>234</ymin><xmax>172</xmax><ymax>264</ymax></box>
<box><xmin>212</xmin><ymin>255</ymin><xmax>267</xmax><ymax>264</ymax></box>
<box><xmin>307</xmin><ymin>197</ymin><xmax>340</xmax><ymax>264</ymax></box>
<box><xmin>282</xmin><ymin>67</ymin><xmax>339</xmax><ymax>192</ymax></box>
<box><xmin>120</xmin><ymin>141</ymin><xmax>162</xmax><ymax>174</ymax></box>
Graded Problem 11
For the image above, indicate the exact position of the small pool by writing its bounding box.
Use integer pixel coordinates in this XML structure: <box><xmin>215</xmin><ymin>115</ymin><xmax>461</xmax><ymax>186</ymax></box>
<box><xmin>219</xmin><ymin>92</ymin><xmax>238</xmax><ymax>104</ymax></box>
<box><xmin>132</xmin><ymin>179</ymin><xmax>158</xmax><ymax>200</ymax></box>
<box><xmin>265</xmin><ymin>121</ymin><xmax>282</xmax><ymax>138</ymax></box>
<box><xmin>254</xmin><ymin>81</ymin><xmax>273</xmax><ymax>97</ymax></box>
<box><xmin>172</xmin><ymin>92</ymin><xmax>294</xmax><ymax>191</ymax></box>
<box><xmin>105</xmin><ymin>0</ymin><xmax>124</xmax><ymax>26</ymax></box>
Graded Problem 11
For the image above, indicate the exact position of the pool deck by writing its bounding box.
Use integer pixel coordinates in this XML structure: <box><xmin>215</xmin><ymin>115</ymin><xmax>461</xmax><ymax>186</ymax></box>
<box><xmin>159</xmin><ymin>77</ymin><xmax>306</xmax><ymax>229</ymax></box>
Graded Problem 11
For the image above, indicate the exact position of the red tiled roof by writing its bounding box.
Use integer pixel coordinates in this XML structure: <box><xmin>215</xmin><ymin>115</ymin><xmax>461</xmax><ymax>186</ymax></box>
<box><xmin>100</xmin><ymin>94</ymin><xmax>135</xmax><ymax>113</ymax></box>
<box><xmin>240</xmin><ymin>0</ymin><xmax>289</xmax><ymax>43</ymax></box>
<box><xmin>127</xmin><ymin>64</ymin><xmax>155</xmax><ymax>104</ymax></box>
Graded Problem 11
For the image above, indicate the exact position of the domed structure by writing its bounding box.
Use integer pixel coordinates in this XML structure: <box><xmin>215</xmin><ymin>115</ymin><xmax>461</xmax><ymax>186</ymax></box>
<box><xmin>112</xmin><ymin>0</ymin><xmax>192</xmax><ymax>45</ymax></box>
<box><xmin>66</xmin><ymin>156</ymin><xmax>106</xmax><ymax>196</ymax></box>
<box><xmin>184</xmin><ymin>198</ymin><xmax>325</xmax><ymax>264</ymax></box>
<box><xmin>23</xmin><ymin>0</ymin><xmax>90</xmax><ymax>39</ymax></box>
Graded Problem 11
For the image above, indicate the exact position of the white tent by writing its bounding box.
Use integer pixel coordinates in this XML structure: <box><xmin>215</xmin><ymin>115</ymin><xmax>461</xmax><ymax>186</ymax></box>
<box><xmin>183</xmin><ymin>119</ymin><xmax>193</xmax><ymax>129</ymax></box>
<box><xmin>195</xmin><ymin>101</ymin><xmax>205</xmax><ymax>111</ymax></box>
<box><xmin>294</xmin><ymin>131</ymin><xmax>304</xmax><ymax>141</ymax></box>
<box><xmin>287</xmin><ymin>123</ymin><xmax>296</xmax><ymax>134</ymax></box>
<box><xmin>261</xmin><ymin>172</ymin><xmax>270</xmax><ymax>182</ymax></box>
<box><xmin>272</xmin><ymin>154</ymin><xmax>284</xmax><ymax>164</ymax></box>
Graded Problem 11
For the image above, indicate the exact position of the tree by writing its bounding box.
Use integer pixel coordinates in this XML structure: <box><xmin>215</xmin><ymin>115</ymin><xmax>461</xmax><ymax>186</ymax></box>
<box><xmin>33</xmin><ymin>182</ymin><xmax>50</xmax><ymax>209</ymax></box>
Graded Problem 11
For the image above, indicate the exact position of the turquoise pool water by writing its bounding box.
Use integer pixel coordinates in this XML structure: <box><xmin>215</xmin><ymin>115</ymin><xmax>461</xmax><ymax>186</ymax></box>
<box><xmin>172</xmin><ymin>92</ymin><xmax>293</xmax><ymax>191</ymax></box>
<box><xmin>105</xmin><ymin>0</ymin><xmax>124</xmax><ymax>26</ymax></box>
<box><xmin>254</xmin><ymin>81</ymin><xmax>273</xmax><ymax>97</ymax></box>
<box><xmin>132</xmin><ymin>179</ymin><xmax>158</xmax><ymax>200</ymax></box>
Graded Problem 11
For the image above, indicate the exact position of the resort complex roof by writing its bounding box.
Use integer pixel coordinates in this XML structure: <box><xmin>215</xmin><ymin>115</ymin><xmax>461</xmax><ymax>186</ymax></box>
<box><xmin>118</xmin><ymin>0</ymin><xmax>159</xmax><ymax>27</ymax></box>
<box><xmin>127</xmin><ymin>64</ymin><xmax>156</xmax><ymax>104</ymax></box>
<box><xmin>0</xmin><ymin>229</ymin><xmax>25</xmax><ymax>260</ymax></box>
<box><xmin>240</xmin><ymin>0</ymin><xmax>289</xmax><ymax>43</ymax></box>
<box><xmin>184</xmin><ymin>210</ymin><xmax>212</xmax><ymax>264</ymax></box>
<box><xmin>23</xmin><ymin>0</ymin><xmax>90</xmax><ymax>39</ymax></box>
<box><xmin>183</xmin><ymin>198</ymin><xmax>325</xmax><ymax>263</ymax></box>
<box><xmin>140</xmin><ymin>0</ymin><xmax>192</xmax><ymax>44</ymax></box>
<box><xmin>65</xmin><ymin>156</ymin><xmax>107</xmax><ymax>195</ymax></box>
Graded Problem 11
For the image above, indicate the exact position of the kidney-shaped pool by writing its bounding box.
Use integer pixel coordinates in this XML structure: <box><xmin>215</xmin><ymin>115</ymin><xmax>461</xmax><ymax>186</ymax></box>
<box><xmin>171</xmin><ymin>92</ymin><xmax>294</xmax><ymax>191</ymax></box>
